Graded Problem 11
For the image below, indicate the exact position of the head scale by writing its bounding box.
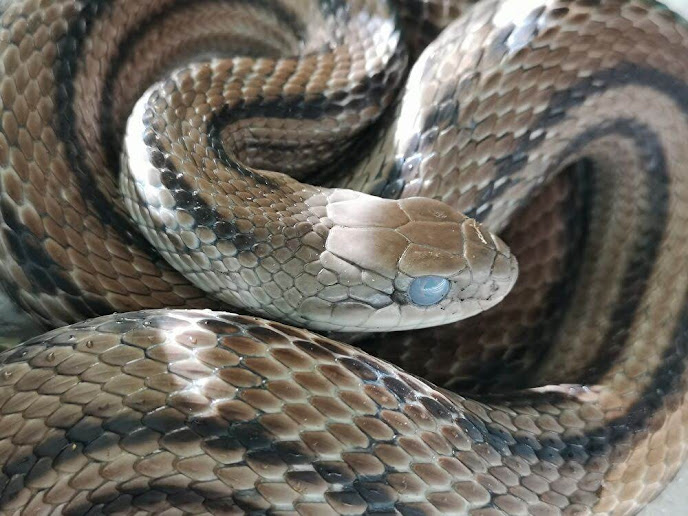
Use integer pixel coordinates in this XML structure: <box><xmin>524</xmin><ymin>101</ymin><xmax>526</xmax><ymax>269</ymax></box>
<box><xmin>300</xmin><ymin>192</ymin><xmax>518</xmax><ymax>332</ymax></box>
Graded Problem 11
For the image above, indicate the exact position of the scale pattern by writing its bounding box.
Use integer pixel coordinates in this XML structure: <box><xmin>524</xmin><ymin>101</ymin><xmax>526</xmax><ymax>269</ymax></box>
<box><xmin>0</xmin><ymin>0</ymin><xmax>687</xmax><ymax>514</ymax></box>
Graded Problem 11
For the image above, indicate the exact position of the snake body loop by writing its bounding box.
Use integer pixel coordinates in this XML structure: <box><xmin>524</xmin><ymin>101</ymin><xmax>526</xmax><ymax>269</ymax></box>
<box><xmin>0</xmin><ymin>0</ymin><xmax>688</xmax><ymax>514</ymax></box>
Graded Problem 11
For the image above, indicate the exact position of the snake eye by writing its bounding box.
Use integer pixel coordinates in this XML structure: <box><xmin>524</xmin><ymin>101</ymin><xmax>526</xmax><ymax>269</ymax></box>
<box><xmin>409</xmin><ymin>276</ymin><xmax>450</xmax><ymax>306</ymax></box>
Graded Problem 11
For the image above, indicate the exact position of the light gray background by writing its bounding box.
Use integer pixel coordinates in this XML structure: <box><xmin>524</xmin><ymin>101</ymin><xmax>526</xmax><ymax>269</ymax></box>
<box><xmin>0</xmin><ymin>0</ymin><xmax>687</xmax><ymax>513</ymax></box>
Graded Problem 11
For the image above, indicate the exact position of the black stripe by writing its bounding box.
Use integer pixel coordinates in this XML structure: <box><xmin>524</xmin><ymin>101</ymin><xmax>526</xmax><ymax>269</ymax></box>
<box><xmin>207</xmin><ymin>115</ymin><xmax>279</xmax><ymax>188</ymax></box>
<box><xmin>54</xmin><ymin>0</ymin><xmax>144</xmax><ymax>245</ymax></box>
<box><xmin>389</xmin><ymin>63</ymin><xmax>688</xmax><ymax>222</ymax></box>
<box><xmin>603</xmin><ymin>291</ymin><xmax>688</xmax><ymax>446</ymax></box>
<box><xmin>0</xmin><ymin>198</ymin><xmax>111</xmax><ymax>324</ymax></box>
<box><xmin>557</xmin><ymin>119</ymin><xmax>669</xmax><ymax>384</ymax></box>
<box><xmin>155</xmin><ymin>159</ymin><xmax>256</xmax><ymax>253</ymax></box>
<box><xmin>205</xmin><ymin>74</ymin><xmax>399</xmax><ymax>181</ymax></box>
<box><xmin>403</xmin><ymin>291</ymin><xmax>688</xmax><ymax>512</ymax></box>
<box><xmin>3</xmin><ymin>0</ymin><xmax>305</xmax><ymax>314</ymax></box>
<box><xmin>137</xmin><ymin>0</ymin><xmax>404</xmax><ymax>233</ymax></box>
<box><xmin>482</xmin><ymin>290</ymin><xmax>688</xmax><ymax>502</ymax></box>
<box><xmin>464</xmin><ymin>64</ymin><xmax>686</xmax><ymax>398</ymax></box>
<box><xmin>376</xmin><ymin>62</ymin><xmax>688</xmax><ymax>509</ymax></box>
<box><xmin>100</xmin><ymin>0</ymin><xmax>307</xmax><ymax>174</ymax></box>
<box><xmin>470</xmin><ymin>116</ymin><xmax>677</xmax><ymax>441</ymax></box>
<box><xmin>203</xmin><ymin>19</ymin><xmax>406</xmax><ymax>182</ymax></box>
<box><xmin>55</xmin><ymin>0</ymin><xmax>305</xmax><ymax>246</ymax></box>
<box><xmin>311</xmin><ymin>99</ymin><xmax>408</xmax><ymax>196</ymax></box>
<box><xmin>411</xmin><ymin>63</ymin><xmax>685</xmax><ymax>389</ymax></box>
<box><xmin>466</xmin><ymin>62</ymin><xmax>688</xmax><ymax>220</ymax></box>
<box><xmin>440</xmin><ymin>120</ymin><xmax>668</xmax><ymax>397</ymax></box>
<box><xmin>0</xmin><ymin>2</ymin><xmax>124</xmax><ymax>320</ymax></box>
<box><xmin>29</xmin><ymin>0</ymin><xmax>688</xmax><ymax>455</ymax></box>
<box><xmin>462</xmin><ymin>61</ymin><xmax>688</xmax><ymax>449</ymax></box>
<box><xmin>513</xmin><ymin>161</ymin><xmax>592</xmax><ymax>385</ymax></box>
<box><xmin>0</xmin><ymin>2</ymin><xmax>138</xmax><ymax>319</ymax></box>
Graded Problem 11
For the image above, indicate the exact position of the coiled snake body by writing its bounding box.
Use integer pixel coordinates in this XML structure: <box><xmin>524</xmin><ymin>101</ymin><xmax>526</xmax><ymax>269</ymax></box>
<box><xmin>0</xmin><ymin>0</ymin><xmax>687</xmax><ymax>513</ymax></box>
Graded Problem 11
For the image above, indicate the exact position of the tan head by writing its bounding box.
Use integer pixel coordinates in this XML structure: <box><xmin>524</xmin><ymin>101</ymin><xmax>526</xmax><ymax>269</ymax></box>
<box><xmin>299</xmin><ymin>191</ymin><xmax>519</xmax><ymax>331</ymax></box>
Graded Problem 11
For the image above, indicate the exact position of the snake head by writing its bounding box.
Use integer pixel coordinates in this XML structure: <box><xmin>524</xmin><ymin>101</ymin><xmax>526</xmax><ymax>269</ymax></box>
<box><xmin>302</xmin><ymin>192</ymin><xmax>518</xmax><ymax>331</ymax></box>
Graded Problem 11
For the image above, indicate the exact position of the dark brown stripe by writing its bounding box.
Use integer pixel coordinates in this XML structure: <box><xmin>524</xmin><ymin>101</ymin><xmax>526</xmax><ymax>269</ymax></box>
<box><xmin>100</xmin><ymin>0</ymin><xmax>307</xmax><ymax>174</ymax></box>
<box><xmin>55</xmin><ymin>0</ymin><xmax>305</xmax><ymax>244</ymax></box>
<box><xmin>5</xmin><ymin>0</ymin><xmax>302</xmax><ymax>313</ymax></box>
<box><xmin>0</xmin><ymin>1</ymin><xmax>123</xmax><ymax>320</ymax></box>
<box><xmin>205</xmin><ymin>72</ymin><xmax>402</xmax><ymax>183</ymax></box>
<box><xmin>387</xmin><ymin>63</ymin><xmax>688</xmax><ymax>223</ymax></box>
<box><xmin>0</xmin><ymin>197</ymin><xmax>111</xmax><ymax>324</ymax></box>
<box><xmin>474</xmin><ymin>63</ymin><xmax>685</xmax><ymax>220</ymax></box>
<box><xmin>155</xmin><ymin>160</ymin><xmax>256</xmax><ymax>253</ymax></box>
<box><xmin>557</xmin><ymin>119</ymin><xmax>669</xmax><ymax>384</ymax></box>
<box><xmin>604</xmin><ymin>290</ymin><xmax>688</xmax><ymax>445</ymax></box>
<box><xmin>385</xmin><ymin>63</ymin><xmax>686</xmax><ymax>509</ymax></box>
<box><xmin>54</xmin><ymin>0</ymin><xmax>145</xmax><ymax>246</ymax></box>
<box><xmin>395</xmin><ymin>63</ymin><xmax>683</xmax><ymax>386</ymax></box>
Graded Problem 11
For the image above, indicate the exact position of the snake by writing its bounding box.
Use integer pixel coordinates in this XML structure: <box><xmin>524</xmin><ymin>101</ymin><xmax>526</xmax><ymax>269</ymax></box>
<box><xmin>0</xmin><ymin>0</ymin><xmax>687</xmax><ymax>513</ymax></box>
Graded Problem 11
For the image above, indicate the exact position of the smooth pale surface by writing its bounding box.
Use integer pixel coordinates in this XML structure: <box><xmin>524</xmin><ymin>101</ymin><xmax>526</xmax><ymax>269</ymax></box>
<box><xmin>1</xmin><ymin>0</ymin><xmax>688</xmax><ymax>511</ymax></box>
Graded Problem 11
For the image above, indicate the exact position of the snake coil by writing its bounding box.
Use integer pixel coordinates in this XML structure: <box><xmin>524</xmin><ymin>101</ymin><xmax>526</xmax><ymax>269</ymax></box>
<box><xmin>0</xmin><ymin>0</ymin><xmax>687</xmax><ymax>514</ymax></box>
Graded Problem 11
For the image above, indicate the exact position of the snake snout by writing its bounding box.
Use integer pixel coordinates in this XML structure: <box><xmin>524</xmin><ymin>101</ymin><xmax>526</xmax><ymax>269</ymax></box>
<box><xmin>396</xmin><ymin>211</ymin><xmax>519</xmax><ymax>326</ymax></box>
<box><xmin>462</xmin><ymin>229</ymin><xmax>519</xmax><ymax>313</ymax></box>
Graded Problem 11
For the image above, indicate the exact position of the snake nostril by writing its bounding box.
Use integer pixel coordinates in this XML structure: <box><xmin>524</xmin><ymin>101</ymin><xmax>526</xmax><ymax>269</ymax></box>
<box><xmin>409</xmin><ymin>276</ymin><xmax>450</xmax><ymax>306</ymax></box>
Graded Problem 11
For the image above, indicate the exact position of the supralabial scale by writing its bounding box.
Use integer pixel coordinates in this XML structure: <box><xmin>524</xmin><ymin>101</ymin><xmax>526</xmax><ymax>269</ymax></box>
<box><xmin>0</xmin><ymin>0</ymin><xmax>687</xmax><ymax>514</ymax></box>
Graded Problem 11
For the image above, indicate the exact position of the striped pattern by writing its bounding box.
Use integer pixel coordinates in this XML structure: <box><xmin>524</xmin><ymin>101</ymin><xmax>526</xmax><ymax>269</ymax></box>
<box><xmin>0</xmin><ymin>0</ymin><xmax>687</xmax><ymax>514</ymax></box>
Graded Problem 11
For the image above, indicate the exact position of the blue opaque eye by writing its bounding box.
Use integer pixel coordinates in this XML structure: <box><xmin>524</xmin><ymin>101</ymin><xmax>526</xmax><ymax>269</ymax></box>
<box><xmin>409</xmin><ymin>276</ymin><xmax>450</xmax><ymax>306</ymax></box>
